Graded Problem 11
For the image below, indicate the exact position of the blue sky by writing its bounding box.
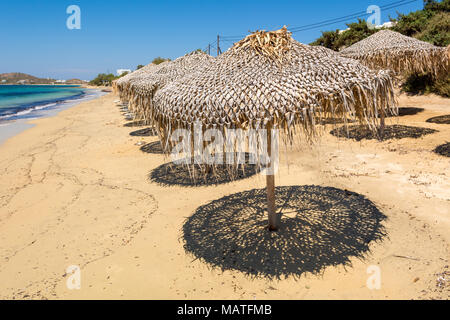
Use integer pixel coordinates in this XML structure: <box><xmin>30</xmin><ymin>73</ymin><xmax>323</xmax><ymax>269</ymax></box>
<box><xmin>0</xmin><ymin>0</ymin><xmax>424</xmax><ymax>80</ymax></box>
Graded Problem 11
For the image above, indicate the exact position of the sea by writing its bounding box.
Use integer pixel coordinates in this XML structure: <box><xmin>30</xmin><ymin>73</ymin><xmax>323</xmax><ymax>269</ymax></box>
<box><xmin>0</xmin><ymin>85</ymin><xmax>106</xmax><ymax>145</ymax></box>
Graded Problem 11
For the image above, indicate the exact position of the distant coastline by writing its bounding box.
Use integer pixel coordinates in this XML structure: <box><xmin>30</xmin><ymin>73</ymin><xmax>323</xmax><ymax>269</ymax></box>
<box><xmin>0</xmin><ymin>72</ymin><xmax>88</xmax><ymax>86</ymax></box>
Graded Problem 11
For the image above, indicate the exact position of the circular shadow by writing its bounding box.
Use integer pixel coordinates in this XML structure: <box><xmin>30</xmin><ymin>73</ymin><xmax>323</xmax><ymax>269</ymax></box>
<box><xmin>131</xmin><ymin>128</ymin><xmax>158</xmax><ymax>137</ymax></box>
<box><xmin>140</xmin><ymin>141</ymin><xmax>163</xmax><ymax>153</ymax></box>
<box><xmin>124</xmin><ymin>120</ymin><xmax>148</xmax><ymax>128</ymax></box>
<box><xmin>319</xmin><ymin>108</ymin><xmax>424</xmax><ymax>126</ymax></box>
<box><xmin>390</xmin><ymin>107</ymin><xmax>424</xmax><ymax>117</ymax></box>
<box><xmin>330</xmin><ymin>125</ymin><xmax>438</xmax><ymax>141</ymax></box>
<box><xmin>426</xmin><ymin>115</ymin><xmax>450</xmax><ymax>125</ymax></box>
<box><xmin>183</xmin><ymin>186</ymin><xmax>386</xmax><ymax>279</ymax></box>
<box><xmin>150</xmin><ymin>153</ymin><xmax>260</xmax><ymax>187</ymax></box>
<box><xmin>434</xmin><ymin>143</ymin><xmax>450</xmax><ymax>157</ymax></box>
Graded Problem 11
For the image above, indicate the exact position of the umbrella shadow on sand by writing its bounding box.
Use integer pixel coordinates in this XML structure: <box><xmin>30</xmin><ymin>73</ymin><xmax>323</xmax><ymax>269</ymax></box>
<box><xmin>330</xmin><ymin>124</ymin><xmax>438</xmax><ymax>141</ymax></box>
<box><xmin>131</xmin><ymin>128</ymin><xmax>158</xmax><ymax>137</ymax></box>
<box><xmin>434</xmin><ymin>142</ymin><xmax>450</xmax><ymax>157</ymax></box>
<box><xmin>426</xmin><ymin>115</ymin><xmax>450</xmax><ymax>124</ymax></box>
<box><xmin>390</xmin><ymin>107</ymin><xmax>424</xmax><ymax>117</ymax></box>
<box><xmin>124</xmin><ymin>120</ymin><xmax>148</xmax><ymax>128</ymax></box>
<box><xmin>149</xmin><ymin>153</ymin><xmax>260</xmax><ymax>187</ymax></box>
<box><xmin>140</xmin><ymin>141</ymin><xmax>163</xmax><ymax>153</ymax></box>
<box><xmin>183</xmin><ymin>185</ymin><xmax>386</xmax><ymax>279</ymax></box>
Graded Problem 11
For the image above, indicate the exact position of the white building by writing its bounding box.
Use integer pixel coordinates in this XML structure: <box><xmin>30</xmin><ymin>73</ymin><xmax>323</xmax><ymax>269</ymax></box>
<box><xmin>376</xmin><ymin>21</ymin><xmax>396</xmax><ymax>29</ymax></box>
<box><xmin>339</xmin><ymin>21</ymin><xmax>396</xmax><ymax>34</ymax></box>
<box><xmin>116</xmin><ymin>69</ymin><xmax>131</xmax><ymax>76</ymax></box>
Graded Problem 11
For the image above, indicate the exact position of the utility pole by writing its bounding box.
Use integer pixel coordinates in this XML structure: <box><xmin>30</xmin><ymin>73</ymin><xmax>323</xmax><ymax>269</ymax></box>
<box><xmin>207</xmin><ymin>43</ymin><xmax>210</xmax><ymax>55</ymax></box>
<box><xmin>217</xmin><ymin>35</ymin><xmax>220</xmax><ymax>56</ymax></box>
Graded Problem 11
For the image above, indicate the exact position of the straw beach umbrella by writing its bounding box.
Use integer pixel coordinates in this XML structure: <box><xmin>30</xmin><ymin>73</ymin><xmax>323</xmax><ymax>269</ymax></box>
<box><xmin>128</xmin><ymin>51</ymin><xmax>214</xmax><ymax>122</ymax></box>
<box><xmin>113</xmin><ymin>63</ymin><xmax>163</xmax><ymax>103</ymax></box>
<box><xmin>340</xmin><ymin>29</ymin><xmax>449</xmax><ymax>78</ymax></box>
<box><xmin>151</xmin><ymin>27</ymin><xmax>396</xmax><ymax>231</ymax></box>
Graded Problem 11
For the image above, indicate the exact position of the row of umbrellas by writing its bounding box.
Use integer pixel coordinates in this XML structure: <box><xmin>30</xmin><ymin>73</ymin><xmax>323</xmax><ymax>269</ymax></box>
<box><xmin>113</xmin><ymin>27</ymin><xmax>448</xmax><ymax>231</ymax></box>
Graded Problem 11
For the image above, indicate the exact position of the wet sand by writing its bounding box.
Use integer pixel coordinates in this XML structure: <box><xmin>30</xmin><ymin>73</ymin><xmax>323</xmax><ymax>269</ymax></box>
<box><xmin>0</xmin><ymin>92</ymin><xmax>448</xmax><ymax>299</ymax></box>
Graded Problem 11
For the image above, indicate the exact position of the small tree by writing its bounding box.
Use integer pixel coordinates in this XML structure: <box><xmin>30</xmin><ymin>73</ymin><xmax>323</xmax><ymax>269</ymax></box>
<box><xmin>310</xmin><ymin>30</ymin><xmax>340</xmax><ymax>51</ymax></box>
<box><xmin>335</xmin><ymin>19</ymin><xmax>379</xmax><ymax>49</ymax></box>
<box><xmin>310</xmin><ymin>19</ymin><xmax>378</xmax><ymax>51</ymax></box>
<box><xmin>89</xmin><ymin>73</ymin><xmax>118</xmax><ymax>86</ymax></box>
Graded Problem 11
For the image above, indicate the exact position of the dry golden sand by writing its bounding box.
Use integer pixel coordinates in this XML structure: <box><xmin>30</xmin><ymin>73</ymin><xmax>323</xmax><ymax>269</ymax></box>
<box><xmin>0</xmin><ymin>92</ymin><xmax>448</xmax><ymax>300</ymax></box>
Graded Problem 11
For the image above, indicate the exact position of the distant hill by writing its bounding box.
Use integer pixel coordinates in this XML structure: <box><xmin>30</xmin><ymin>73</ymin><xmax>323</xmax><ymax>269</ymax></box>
<box><xmin>0</xmin><ymin>72</ymin><xmax>55</xmax><ymax>84</ymax></box>
<box><xmin>66</xmin><ymin>79</ymin><xmax>87</xmax><ymax>85</ymax></box>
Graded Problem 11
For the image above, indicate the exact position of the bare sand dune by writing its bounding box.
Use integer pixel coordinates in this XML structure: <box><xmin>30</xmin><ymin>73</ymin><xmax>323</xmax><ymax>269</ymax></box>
<box><xmin>0</xmin><ymin>93</ymin><xmax>448</xmax><ymax>299</ymax></box>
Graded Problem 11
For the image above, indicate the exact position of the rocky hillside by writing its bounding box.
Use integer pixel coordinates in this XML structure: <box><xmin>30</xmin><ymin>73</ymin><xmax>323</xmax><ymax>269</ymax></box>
<box><xmin>0</xmin><ymin>72</ymin><xmax>55</xmax><ymax>84</ymax></box>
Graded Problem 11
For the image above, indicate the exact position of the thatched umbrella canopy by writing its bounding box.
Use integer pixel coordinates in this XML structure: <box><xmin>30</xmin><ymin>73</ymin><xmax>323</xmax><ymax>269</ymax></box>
<box><xmin>152</xmin><ymin>27</ymin><xmax>396</xmax><ymax>231</ymax></box>
<box><xmin>128</xmin><ymin>51</ymin><xmax>214</xmax><ymax>122</ymax></box>
<box><xmin>113</xmin><ymin>63</ymin><xmax>163</xmax><ymax>102</ymax></box>
<box><xmin>340</xmin><ymin>29</ymin><xmax>449</xmax><ymax>77</ymax></box>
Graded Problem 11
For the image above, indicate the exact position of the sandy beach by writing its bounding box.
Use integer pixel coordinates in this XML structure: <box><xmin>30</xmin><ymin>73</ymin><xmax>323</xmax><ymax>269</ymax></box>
<box><xmin>0</xmin><ymin>92</ymin><xmax>448</xmax><ymax>300</ymax></box>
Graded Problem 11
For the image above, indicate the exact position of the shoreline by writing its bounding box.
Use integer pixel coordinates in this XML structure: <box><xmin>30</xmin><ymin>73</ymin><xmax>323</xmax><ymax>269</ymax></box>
<box><xmin>0</xmin><ymin>92</ymin><xmax>448</xmax><ymax>299</ymax></box>
<box><xmin>0</xmin><ymin>88</ymin><xmax>106</xmax><ymax>146</ymax></box>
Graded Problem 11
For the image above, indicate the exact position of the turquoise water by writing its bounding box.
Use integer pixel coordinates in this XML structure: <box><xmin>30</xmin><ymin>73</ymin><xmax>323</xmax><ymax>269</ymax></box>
<box><xmin>0</xmin><ymin>85</ymin><xmax>85</xmax><ymax>120</ymax></box>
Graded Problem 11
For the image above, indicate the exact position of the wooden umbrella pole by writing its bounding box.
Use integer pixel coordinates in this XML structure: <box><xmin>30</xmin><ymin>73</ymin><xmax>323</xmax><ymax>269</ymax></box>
<box><xmin>380</xmin><ymin>107</ymin><xmax>385</xmax><ymax>141</ymax></box>
<box><xmin>266</xmin><ymin>124</ymin><xmax>278</xmax><ymax>231</ymax></box>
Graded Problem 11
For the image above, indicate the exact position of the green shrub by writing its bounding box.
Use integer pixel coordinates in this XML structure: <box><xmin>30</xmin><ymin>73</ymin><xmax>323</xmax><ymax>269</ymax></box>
<box><xmin>310</xmin><ymin>19</ymin><xmax>378</xmax><ymax>51</ymax></box>
<box><xmin>392</xmin><ymin>0</ymin><xmax>450</xmax><ymax>46</ymax></box>
<box><xmin>89</xmin><ymin>72</ymin><xmax>127</xmax><ymax>86</ymax></box>
<box><xmin>402</xmin><ymin>73</ymin><xmax>450</xmax><ymax>97</ymax></box>
<box><xmin>310</xmin><ymin>30</ymin><xmax>341</xmax><ymax>51</ymax></box>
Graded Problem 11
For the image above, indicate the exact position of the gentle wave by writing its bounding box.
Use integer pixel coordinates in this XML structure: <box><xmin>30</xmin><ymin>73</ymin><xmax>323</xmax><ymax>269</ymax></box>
<box><xmin>0</xmin><ymin>102</ymin><xmax>59</xmax><ymax>120</ymax></box>
<box><xmin>0</xmin><ymin>91</ymin><xmax>88</xmax><ymax>121</ymax></box>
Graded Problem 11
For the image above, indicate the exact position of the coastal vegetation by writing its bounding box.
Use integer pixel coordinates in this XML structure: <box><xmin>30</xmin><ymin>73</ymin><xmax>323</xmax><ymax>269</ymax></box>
<box><xmin>89</xmin><ymin>72</ymin><xmax>130</xmax><ymax>86</ymax></box>
<box><xmin>310</xmin><ymin>19</ymin><xmax>378</xmax><ymax>51</ymax></box>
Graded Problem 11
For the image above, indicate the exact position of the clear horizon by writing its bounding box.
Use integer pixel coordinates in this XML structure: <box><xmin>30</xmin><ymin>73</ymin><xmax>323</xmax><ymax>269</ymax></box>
<box><xmin>0</xmin><ymin>0</ymin><xmax>424</xmax><ymax>80</ymax></box>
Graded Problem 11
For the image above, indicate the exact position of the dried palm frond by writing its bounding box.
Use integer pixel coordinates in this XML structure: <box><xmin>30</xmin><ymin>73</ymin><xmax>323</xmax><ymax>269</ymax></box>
<box><xmin>113</xmin><ymin>63</ymin><xmax>164</xmax><ymax>103</ymax></box>
<box><xmin>340</xmin><ymin>30</ymin><xmax>449</xmax><ymax>78</ymax></box>
<box><xmin>234</xmin><ymin>26</ymin><xmax>292</xmax><ymax>64</ymax></box>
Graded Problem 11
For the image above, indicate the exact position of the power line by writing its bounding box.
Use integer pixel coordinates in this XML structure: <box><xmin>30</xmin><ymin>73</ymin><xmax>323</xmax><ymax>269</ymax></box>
<box><xmin>218</xmin><ymin>0</ymin><xmax>419</xmax><ymax>40</ymax></box>
<box><xmin>204</xmin><ymin>0</ymin><xmax>420</xmax><ymax>55</ymax></box>
<box><xmin>290</xmin><ymin>0</ymin><xmax>419</xmax><ymax>33</ymax></box>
